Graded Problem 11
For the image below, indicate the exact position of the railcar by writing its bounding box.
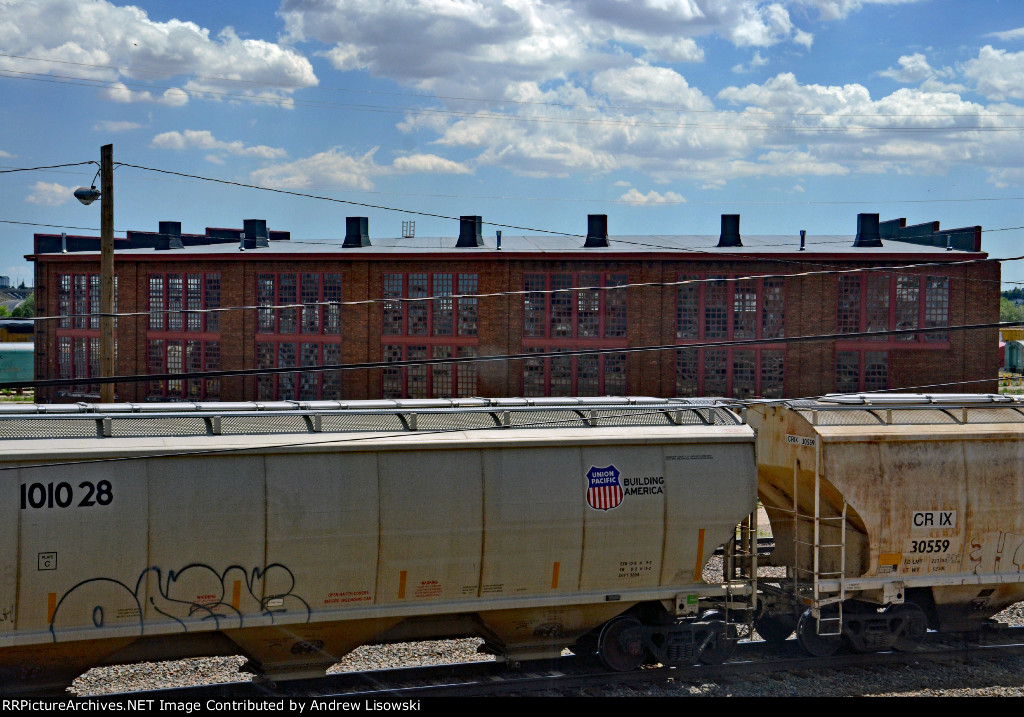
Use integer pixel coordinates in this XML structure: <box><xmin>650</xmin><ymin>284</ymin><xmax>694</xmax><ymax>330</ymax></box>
<box><xmin>748</xmin><ymin>393</ymin><xmax>1024</xmax><ymax>655</ymax></box>
<box><xmin>0</xmin><ymin>397</ymin><xmax>759</xmax><ymax>692</ymax></box>
<box><xmin>0</xmin><ymin>319</ymin><xmax>33</xmax><ymax>343</ymax></box>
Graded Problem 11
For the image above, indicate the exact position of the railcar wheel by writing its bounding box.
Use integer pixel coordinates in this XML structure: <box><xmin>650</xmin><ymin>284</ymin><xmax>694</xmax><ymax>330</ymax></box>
<box><xmin>889</xmin><ymin>602</ymin><xmax>928</xmax><ymax>651</ymax></box>
<box><xmin>597</xmin><ymin>616</ymin><xmax>646</xmax><ymax>672</ymax></box>
<box><xmin>754</xmin><ymin>610</ymin><xmax>798</xmax><ymax>644</ymax></box>
<box><xmin>697</xmin><ymin>612</ymin><xmax>738</xmax><ymax>665</ymax></box>
<box><xmin>796</xmin><ymin>609</ymin><xmax>841</xmax><ymax>657</ymax></box>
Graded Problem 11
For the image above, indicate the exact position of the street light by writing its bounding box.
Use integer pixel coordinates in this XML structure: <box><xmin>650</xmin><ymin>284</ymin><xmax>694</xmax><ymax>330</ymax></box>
<box><xmin>73</xmin><ymin>144</ymin><xmax>115</xmax><ymax>403</ymax></box>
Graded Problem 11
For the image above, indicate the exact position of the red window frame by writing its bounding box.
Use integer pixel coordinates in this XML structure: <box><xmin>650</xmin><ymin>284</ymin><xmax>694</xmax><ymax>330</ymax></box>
<box><xmin>835</xmin><ymin>274</ymin><xmax>951</xmax><ymax>347</ymax></box>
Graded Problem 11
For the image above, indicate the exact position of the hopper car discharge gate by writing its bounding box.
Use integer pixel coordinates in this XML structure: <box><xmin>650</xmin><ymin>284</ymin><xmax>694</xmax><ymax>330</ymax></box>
<box><xmin>748</xmin><ymin>393</ymin><xmax>1024</xmax><ymax>656</ymax></box>
<box><xmin>0</xmin><ymin>397</ymin><xmax>759</xmax><ymax>689</ymax></box>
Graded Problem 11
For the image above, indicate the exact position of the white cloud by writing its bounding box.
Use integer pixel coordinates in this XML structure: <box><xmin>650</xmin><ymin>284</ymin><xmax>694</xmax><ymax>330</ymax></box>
<box><xmin>280</xmin><ymin>1</ymin><xmax>819</xmax><ymax>97</ymax></box>
<box><xmin>795</xmin><ymin>0</ymin><xmax>927</xmax><ymax>21</ymax></box>
<box><xmin>986</xmin><ymin>27</ymin><xmax>1024</xmax><ymax>42</ymax></box>
<box><xmin>879</xmin><ymin>53</ymin><xmax>935</xmax><ymax>83</ymax></box>
<box><xmin>249</xmin><ymin>148</ymin><xmax>383</xmax><ymax>190</ymax></box>
<box><xmin>151</xmin><ymin>130</ymin><xmax>287</xmax><ymax>159</ymax></box>
<box><xmin>100</xmin><ymin>82</ymin><xmax>189</xmax><ymax>105</ymax></box>
<box><xmin>0</xmin><ymin>0</ymin><xmax>317</xmax><ymax>106</ymax></box>
<box><xmin>92</xmin><ymin>120</ymin><xmax>143</xmax><ymax>132</ymax></box>
<box><xmin>732</xmin><ymin>51</ymin><xmax>770</xmax><ymax>74</ymax></box>
<box><xmin>619</xmin><ymin>188</ymin><xmax>687</xmax><ymax>205</ymax></box>
<box><xmin>391</xmin><ymin>154</ymin><xmax>472</xmax><ymax>174</ymax></box>
<box><xmin>0</xmin><ymin>150</ymin><xmax>13</xmax><ymax>159</ymax></box>
<box><xmin>962</xmin><ymin>46</ymin><xmax>1024</xmax><ymax>100</ymax></box>
<box><xmin>25</xmin><ymin>181</ymin><xmax>72</xmax><ymax>206</ymax></box>
<box><xmin>591</xmin><ymin>65</ymin><xmax>713</xmax><ymax>109</ymax></box>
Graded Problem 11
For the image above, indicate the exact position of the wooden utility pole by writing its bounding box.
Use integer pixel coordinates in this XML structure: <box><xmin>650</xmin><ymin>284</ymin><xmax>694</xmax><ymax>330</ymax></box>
<box><xmin>99</xmin><ymin>144</ymin><xmax>114</xmax><ymax>403</ymax></box>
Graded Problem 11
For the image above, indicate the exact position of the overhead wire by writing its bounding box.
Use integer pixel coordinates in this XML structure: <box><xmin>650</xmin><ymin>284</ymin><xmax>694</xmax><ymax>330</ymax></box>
<box><xmin>5</xmin><ymin>51</ymin><xmax>1024</xmax><ymax>120</ymax></box>
<box><xmin>0</xmin><ymin>370</ymin><xmax>1016</xmax><ymax>473</ymax></box>
<box><xmin>3</xmin><ymin>319</ymin><xmax>1018</xmax><ymax>392</ymax></box>
<box><xmin>4</xmin><ymin>67</ymin><xmax>1024</xmax><ymax>133</ymax></box>
<box><xmin>23</xmin><ymin>248</ymin><xmax>1024</xmax><ymax>326</ymax></box>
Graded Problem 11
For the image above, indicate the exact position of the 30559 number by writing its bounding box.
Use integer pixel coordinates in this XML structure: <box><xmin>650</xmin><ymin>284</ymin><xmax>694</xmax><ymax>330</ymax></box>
<box><xmin>19</xmin><ymin>481</ymin><xmax>113</xmax><ymax>509</ymax></box>
<box><xmin>909</xmin><ymin>539</ymin><xmax>950</xmax><ymax>554</ymax></box>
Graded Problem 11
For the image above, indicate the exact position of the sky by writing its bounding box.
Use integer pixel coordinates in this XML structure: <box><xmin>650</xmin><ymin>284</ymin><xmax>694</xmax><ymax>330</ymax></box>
<box><xmin>2</xmin><ymin>0</ymin><xmax>1024</xmax><ymax>288</ymax></box>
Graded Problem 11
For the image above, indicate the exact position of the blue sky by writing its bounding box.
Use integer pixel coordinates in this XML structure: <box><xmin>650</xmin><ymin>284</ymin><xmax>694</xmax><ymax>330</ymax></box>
<box><xmin>2</xmin><ymin>0</ymin><xmax>1024</xmax><ymax>288</ymax></box>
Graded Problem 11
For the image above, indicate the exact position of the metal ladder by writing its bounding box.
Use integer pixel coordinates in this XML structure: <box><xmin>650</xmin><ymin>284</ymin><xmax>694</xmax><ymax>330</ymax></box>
<box><xmin>789</xmin><ymin>439</ymin><xmax>848</xmax><ymax>637</ymax></box>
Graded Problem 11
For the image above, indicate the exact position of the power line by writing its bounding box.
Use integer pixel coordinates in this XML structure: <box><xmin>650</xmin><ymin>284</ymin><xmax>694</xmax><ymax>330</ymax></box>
<box><xmin>5</xmin><ymin>51</ymin><xmax>1024</xmax><ymax>121</ymax></box>
<box><xmin>2</xmin><ymin>319</ymin><xmax>1015</xmax><ymax>392</ymax></box>
<box><xmin>5</xmin><ymin>68</ymin><xmax>1024</xmax><ymax>134</ymax></box>
<box><xmin>0</xmin><ymin>161</ymin><xmax>95</xmax><ymax>174</ymax></box>
<box><xmin>24</xmin><ymin>251</ymin><xmax>1022</xmax><ymax>325</ymax></box>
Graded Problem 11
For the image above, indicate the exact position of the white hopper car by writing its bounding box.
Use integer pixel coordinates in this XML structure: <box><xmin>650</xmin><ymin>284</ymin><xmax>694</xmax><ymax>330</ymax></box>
<box><xmin>748</xmin><ymin>393</ymin><xmax>1024</xmax><ymax>655</ymax></box>
<box><xmin>0</xmin><ymin>397</ymin><xmax>758</xmax><ymax>691</ymax></box>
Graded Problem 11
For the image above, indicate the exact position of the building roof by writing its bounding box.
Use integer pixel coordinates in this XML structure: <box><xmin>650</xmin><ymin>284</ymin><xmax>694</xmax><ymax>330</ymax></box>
<box><xmin>29</xmin><ymin>213</ymin><xmax>986</xmax><ymax>260</ymax></box>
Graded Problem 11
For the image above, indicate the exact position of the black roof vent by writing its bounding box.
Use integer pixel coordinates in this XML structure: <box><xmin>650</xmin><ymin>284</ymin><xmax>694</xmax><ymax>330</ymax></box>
<box><xmin>853</xmin><ymin>213</ymin><xmax>883</xmax><ymax>248</ymax></box>
<box><xmin>584</xmin><ymin>214</ymin><xmax>609</xmax><ymax>248</ymax></box>
<box><xmin>343</xmin><ymin>217</ymin><xmax>370</xmax><ymax>247</ymax></box>
<box><xmin>457</xmin><ymin>215</ymin><xmax>483</xmax><ymax>247</ymax></box>
<box><xmin>243</xmin><ymin>219</ymin><xmax>270</xmax><ymax>249</ymax></box>
<box><xmin>717</xmin><ymin>214</ymin><xmax>742</xmax><ymax>247</ymax></box>
<box><xmin>155</xmin><ymin>221</ymin><xmax>183</xmax><ymax>250</ymax></box>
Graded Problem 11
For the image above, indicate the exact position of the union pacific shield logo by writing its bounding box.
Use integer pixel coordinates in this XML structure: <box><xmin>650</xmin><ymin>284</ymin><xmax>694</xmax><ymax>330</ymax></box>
<box><xmin>586</xmin><ymin>465</ymin><xmax>623</xmax><ymax>511</ymax></box>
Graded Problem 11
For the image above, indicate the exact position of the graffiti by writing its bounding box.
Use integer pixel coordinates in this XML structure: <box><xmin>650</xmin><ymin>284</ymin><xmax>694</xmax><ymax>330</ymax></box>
<box><xmin>968</xmin><ymin>531</ymin><xmax>1024</xmax><ymax>575</ymax></box>
<box><xmin>49</xmin><ymin>562</ymin><xmax>310</xmax><ymax>642</ymax></box>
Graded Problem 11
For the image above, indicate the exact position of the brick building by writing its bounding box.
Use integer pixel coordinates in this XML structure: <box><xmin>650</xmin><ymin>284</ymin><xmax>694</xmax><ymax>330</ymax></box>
<box><xmin>28</xmin><ymin>212</ymin><xmax>999</xmax><ymax>402</ymax></box>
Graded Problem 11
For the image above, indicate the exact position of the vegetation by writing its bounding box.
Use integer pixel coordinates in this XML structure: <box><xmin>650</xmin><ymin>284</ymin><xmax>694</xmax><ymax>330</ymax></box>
<box><xmin>0</xmin><ymin>293</ymin><xmax>34</xmax><ymax>318</ymax></box>
<box><xmin>11</xmin><ymin>293</ymin><xmax>33</xmax><ymax>318</ymax></box>
<box><xmin>1001</xmin><ymin>296</ymin><xmax>1024</xmax><ymax>323</ymax></box>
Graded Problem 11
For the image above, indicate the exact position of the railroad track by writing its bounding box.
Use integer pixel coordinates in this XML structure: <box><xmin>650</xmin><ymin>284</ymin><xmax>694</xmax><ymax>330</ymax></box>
<box><xmin>26</xmin><ymin>625</ymin><xmax>1024</xmax><ymax>701</ymax></box>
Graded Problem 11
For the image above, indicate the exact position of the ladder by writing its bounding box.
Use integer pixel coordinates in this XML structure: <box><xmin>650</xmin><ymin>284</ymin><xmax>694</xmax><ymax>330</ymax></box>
<box><xmin>789</xmin><ymin>437</ymin><xmax>848</xmax><ymax>637</ymax></box>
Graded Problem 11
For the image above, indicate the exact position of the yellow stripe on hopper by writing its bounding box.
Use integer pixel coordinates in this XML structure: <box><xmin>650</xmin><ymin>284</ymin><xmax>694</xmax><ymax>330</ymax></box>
<box><xmin>48</xmin><ymin>592</ymin><xmax>57</xmax><ymax>624</ymax></box>
<box><xmin>693</xmin><ymin>529</ymin><xmax>706</xmax><ymax>581</ymax></box>
<box><xmin>232</xmin><ymin>580</ymin><xmax>241</xmax><ymax>610</ymax></box>
<box><xmin>551</xmin><ymin>562</ymin><xmax>560</xmax><ymax>589</ymax></box>
<box><xmin>398</xmin><ymin>570</ymin><xmax>408</xmax><ymax>599</ymax></box>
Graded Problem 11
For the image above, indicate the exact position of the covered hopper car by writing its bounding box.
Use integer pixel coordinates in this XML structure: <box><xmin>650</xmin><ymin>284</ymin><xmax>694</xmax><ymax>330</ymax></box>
<box><xmin>4</xmin><ymin>392</ymin><xmax>1024</xmax><ymax>692</ymax></box>
<box><xmin>748</xmin><ymin>393</ymin><xmax>1024</xmax><ymax>655</ymax></box>
<box><xmin>0</xmin><ymin>397</ymin><xmax>759</xmax><ymax>692</ymax></box>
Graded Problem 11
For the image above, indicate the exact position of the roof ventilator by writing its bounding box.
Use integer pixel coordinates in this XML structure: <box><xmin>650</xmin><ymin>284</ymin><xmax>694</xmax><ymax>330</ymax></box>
<box><xmin>344</xmin><ymin>216</ymin><xmax>371</xmax><ymax>247</ymax></box>
<box><xmin>155</xmin><ymin>221</ymin><xmax>183</xmax><ymax>251</ymax></box>
<box><xmin>584</xmin><ymin>214</ymin><xmax>609</xmax><ymax>248</ymax></box>
<box><xmin>853</xmin><ymin>213</ymin><xmax>883</xmax><ymax>248</ymax></box>
<box><xmin>717</xmin><ymin>214</ymin><xmax>742</xmax><ymax>247</ymax></box>
<box><xmin>243</xmin><ymin>219</ymin><xmax>270</xmax><ymax>249</ymax></box>
<box><xmin>457</xmin><ymin>215</ymin><xmax>484</xmax><ymax>248</ymax></box>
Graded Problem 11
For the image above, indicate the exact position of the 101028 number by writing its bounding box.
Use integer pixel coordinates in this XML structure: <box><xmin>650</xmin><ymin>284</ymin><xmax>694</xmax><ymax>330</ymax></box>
<box><xmin>909</xmin><ymin>539</ymin><xmax>950</xmax><ymax>554</ymax></box>
<box><xmin>20</xmin><ymin>481</ymin><xmax>113</xmax><ymax>509</ymax></box>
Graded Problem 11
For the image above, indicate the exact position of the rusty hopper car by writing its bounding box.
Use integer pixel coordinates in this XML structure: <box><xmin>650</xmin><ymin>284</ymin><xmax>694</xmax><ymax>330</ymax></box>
<box><xmin>748</xmin><ymin>393</ymin><xmax>1024</xmax><ymax>656</ymax></box>
<box><xmin>0</xmin><ymin>397</ymin><xmax>758</xmax><ymax>691</ymax></box>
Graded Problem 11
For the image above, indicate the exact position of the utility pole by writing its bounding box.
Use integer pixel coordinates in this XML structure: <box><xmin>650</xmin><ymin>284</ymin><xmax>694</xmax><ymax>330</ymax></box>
<box><xmin>99</xmin><ymin>144</ymin><xmax>114</xmax><ymax>403</ymax></box>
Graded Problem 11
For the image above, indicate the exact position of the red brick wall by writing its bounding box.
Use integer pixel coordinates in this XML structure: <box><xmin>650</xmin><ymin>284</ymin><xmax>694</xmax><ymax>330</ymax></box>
<box><xmin>32</xmin><ymin>249</ymin><xmax>1000</xmax><ymax>402</ymax></box>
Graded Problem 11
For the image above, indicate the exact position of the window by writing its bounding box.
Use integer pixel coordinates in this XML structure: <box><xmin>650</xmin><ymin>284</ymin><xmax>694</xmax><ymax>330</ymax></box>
<box><xmin>520</xmin><ymin>273</ymin><xmax>628</xmax><ymax>395</ymax></box>
<box><xmin>835</xmin><ymin>350</ymin><xmax>888</xmax><ymax>393</ymax></box>
<box><xmin>382</xmin><ymin>273</ymin><xmax>478</xmax><ymax>337</ymax></box>
<box><xmin>835</xmin><ymin>274</ymin><xmax>949</xmax><ymax>344</ymax></box>
<box><xmin>522</xmin><ymin>273</ymin><xmax>628</xmax><ymax>340</ymax></box>
<box><xmin>380</xmin><ymin>273</ymin><xmax>479</xmax><ymax>398</ymax></box>
<box><xmin>147</xmin><ymin>339</ymin><xmax>221</xmax><ymax>400</ymax></box>
<box><xmin>55</xmin><ymin>273</ymin><xmax>119</xmax><ymax>396</ymax></box>
<box><xmin>382</xmin><ymin>344</ymin><xmax>478</xmax><ymax>398</ymax></box>
<box><xmin>149</xmin><ymin>273</ymin><xmax>220</xmax><ymax>333</ymax></box>
<box><xmin>256</xmin><ymin>341</ymin><xmax>343</xmax><ymax>401</ymax></box>
<box><xmin>674</xmin><ymin>274</ymin><xmax>786</xmax><ymax>397</ymax></box>
<box><xmin>257</xmin><ymin>273</ymin><xmax>341</xmax><ymax>336</ymax></box>
<box><xmin>253</xmin><ymin>273</ymin><xmax>344</xmax><ymax>400</ymax></box>
<box><xmin>522</xmin><ymin>351</ymin><xmax>626</xmax><ymax>397</ymax></box>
